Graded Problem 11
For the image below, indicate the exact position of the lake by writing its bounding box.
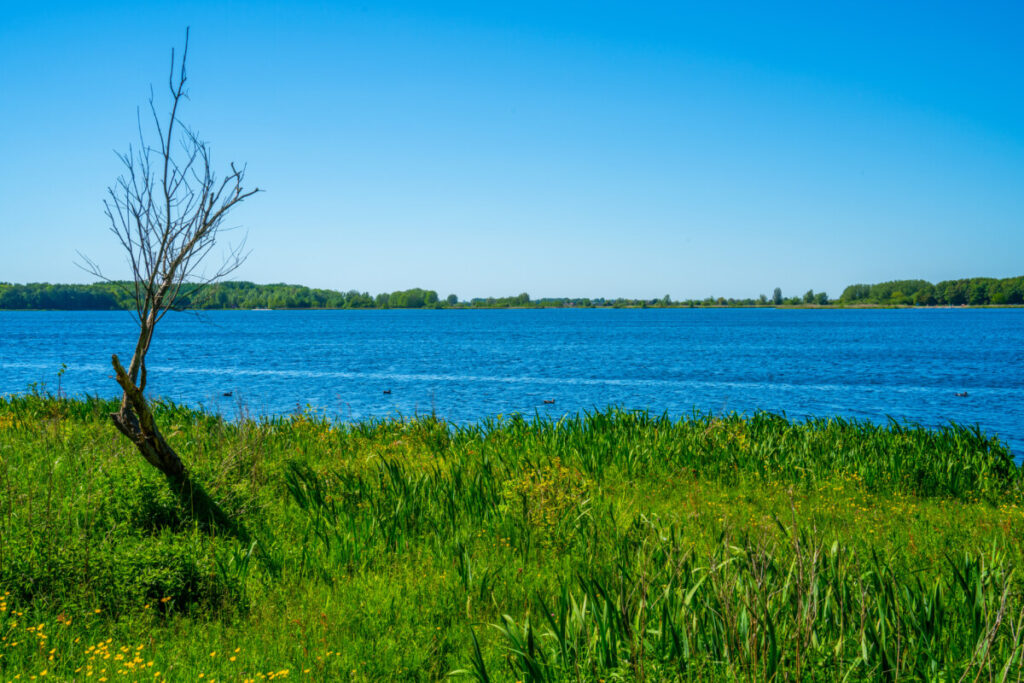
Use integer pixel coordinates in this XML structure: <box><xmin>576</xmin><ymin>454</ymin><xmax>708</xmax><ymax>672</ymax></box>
<box><xmin>1</xmin><ymin>308</ymin><xmax>1022</xmax><ymax>454</ymax></box>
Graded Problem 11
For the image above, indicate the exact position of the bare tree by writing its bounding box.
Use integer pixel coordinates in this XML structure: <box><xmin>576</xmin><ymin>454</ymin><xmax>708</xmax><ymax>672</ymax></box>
<box><xmin>81</xmin><ymin>28</ymin><xmax>259</xmax><ymax>483</ymax></box>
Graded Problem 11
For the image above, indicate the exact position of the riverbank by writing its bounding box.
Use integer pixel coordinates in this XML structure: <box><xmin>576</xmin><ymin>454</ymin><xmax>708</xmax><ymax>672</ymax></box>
<box><xmin>2</xmin><ymin>396</ymin><xmax>1024</xmax><ymax>680</ymax></box>
<box><xmin>3</xmin><ymin>276</ymin><xmax>1022</xmax><ymax>310</ymax></box>
<box><xmin>3</xmin><ymin>305</ymin><xmax>1024</xmax><ymax>314</ymax></box>
<box><xmin>2</xmin><ymin>302</ymin><xmax>1023</xmax><ymax>311</ymax></box>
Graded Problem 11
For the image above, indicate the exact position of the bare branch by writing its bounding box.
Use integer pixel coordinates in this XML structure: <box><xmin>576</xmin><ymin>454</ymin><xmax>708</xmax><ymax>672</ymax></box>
<box><xmin>77</xmin><ymin>27</ymin><xmax>260</xmax><ymax>481</ymax></box>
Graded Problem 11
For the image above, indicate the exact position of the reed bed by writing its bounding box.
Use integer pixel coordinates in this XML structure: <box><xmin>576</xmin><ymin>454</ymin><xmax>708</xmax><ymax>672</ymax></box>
<box><xmin>1</xmin><ymin>394</ymin><xmax>1022</xmax><ymax>681</ymax></box>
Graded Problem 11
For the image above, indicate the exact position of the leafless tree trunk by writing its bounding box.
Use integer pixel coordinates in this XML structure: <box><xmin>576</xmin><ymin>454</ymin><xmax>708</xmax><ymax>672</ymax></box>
<box><xmin>81</xmin><ymin>28</ymin><xmax>258</xmax><ymax>484</ymax></box>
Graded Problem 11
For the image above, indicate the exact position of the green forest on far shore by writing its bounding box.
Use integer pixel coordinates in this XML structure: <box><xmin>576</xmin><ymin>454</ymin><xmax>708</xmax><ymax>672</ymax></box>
<box><xmin>0</xmin><ymin>275</ymin><xmax>1022</xmax><ymax>310</ymax></box>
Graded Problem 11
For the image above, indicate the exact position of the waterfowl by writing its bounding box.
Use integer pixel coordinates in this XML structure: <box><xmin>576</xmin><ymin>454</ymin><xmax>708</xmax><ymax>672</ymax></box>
<box><xmin>223</xmin><ymin>391</ymin><xmax>233</xmax><ymax>397</ymax></box>
<box><xmin>543</xmin><ymin>399</ymin><xmax>555</xmax><ymax>404</ymax></box>
<box><xmin>383</xmin><ymin>389</ymin><xmax>392</xmax><ymax>395</ymax></box>
<box><xmin>955</xmin><ymin>391</ymin><xmax>968</xmax><ymax>397</ymax></box>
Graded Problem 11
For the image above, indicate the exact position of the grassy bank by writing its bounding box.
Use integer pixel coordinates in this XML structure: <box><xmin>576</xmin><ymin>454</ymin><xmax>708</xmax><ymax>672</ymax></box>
<box><xmin>2</xmin><ymin>396</ymin><xmax>1023</xmax><ymax>681</ymax></box>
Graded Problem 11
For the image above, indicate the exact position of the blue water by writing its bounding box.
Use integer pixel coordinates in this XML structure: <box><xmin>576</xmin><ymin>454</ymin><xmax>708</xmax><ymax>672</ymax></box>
<box><xmin>1</xmin><ymin>309</ymin><xmax>1022</xmax><ymax>454</ymax></box>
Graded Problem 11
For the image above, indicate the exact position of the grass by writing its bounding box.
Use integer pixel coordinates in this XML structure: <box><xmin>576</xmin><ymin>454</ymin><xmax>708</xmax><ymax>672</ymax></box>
<box><xmin>1</xmin><ymin>393</ymin><xmax>1023</xmax><ymax>681</ymax></box>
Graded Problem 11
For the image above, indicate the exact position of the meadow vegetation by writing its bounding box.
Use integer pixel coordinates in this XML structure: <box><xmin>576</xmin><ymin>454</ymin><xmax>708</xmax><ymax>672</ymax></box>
<box><xmin>2</xmin><ymin>394</ymin><xmax>1024</xmax><ymax>680</ymax></box>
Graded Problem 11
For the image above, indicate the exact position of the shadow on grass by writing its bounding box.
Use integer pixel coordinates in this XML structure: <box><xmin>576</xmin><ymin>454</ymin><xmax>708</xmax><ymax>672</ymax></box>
<box><xmin>167</xmin><ymin>472</ymin><xmax>281</xmax><ymax>577</ymax></box>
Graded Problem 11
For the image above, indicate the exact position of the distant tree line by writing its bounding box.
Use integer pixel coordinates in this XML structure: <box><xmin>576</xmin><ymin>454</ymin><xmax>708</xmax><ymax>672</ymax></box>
<box><xmin>839</xmin><ymin>276</ymin><xmax>1024</xmax><ymax>306</ymax></box>
<box><xmin>0</xmin><ymin>282</ymin><xmax>442</xmax><ymax>310</ymax></box>
<box><xmin>0</xmin><ymin>276</ymin><xmax>1020</xmax><ymax>310</ymax></box>
<box><xmin>0</xmin><ymin>282</ymin><xmax>127</xmax><ymax>310</ymax></box>
<box><xmin>0</xmin><ymin>282</ymin><xmax>798</xmax><ymax>310</ymax></box>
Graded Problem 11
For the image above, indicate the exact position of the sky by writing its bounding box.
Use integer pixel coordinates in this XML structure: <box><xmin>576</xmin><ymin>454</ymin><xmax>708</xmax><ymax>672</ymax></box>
<box><xmin>1</xmin><ymin>1</ymin><xmax>1022</xmax><ymax>300</ymax></box>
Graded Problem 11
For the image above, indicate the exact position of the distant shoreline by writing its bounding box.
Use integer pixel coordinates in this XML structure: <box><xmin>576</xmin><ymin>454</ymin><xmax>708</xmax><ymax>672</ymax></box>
<box><xmin>2</xmin><ymin>303</ymin><xmax>1023</xmax><ymax>312</ymax></box>
<box><xmin>2</xmin><ymin>276</ymin><xmax>1022</xmax><ymax>310</ymax></box>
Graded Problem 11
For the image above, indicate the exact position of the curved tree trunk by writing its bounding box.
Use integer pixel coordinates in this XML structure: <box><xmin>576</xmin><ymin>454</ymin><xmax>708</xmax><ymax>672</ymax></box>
<box><xmin>111</xmin><ymin>352</ymin><xmax>247</xmax><ymax>541</ymax></box>
<box><xmin>110</xmin><ymin>352</ymin><xmax>186</xmax><ymax>478</ymax></box>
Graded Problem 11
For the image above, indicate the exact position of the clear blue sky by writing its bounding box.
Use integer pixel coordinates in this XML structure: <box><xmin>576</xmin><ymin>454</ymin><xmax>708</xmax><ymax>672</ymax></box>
<box><xmin>2</xmin><ymin>1</ymin><xmax>1022</xmax><ymax>300</ymax></box>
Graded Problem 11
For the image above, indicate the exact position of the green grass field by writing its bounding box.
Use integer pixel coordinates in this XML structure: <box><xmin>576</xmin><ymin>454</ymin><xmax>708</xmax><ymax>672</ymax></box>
<box><xmin>2</xmin><ymin>394</ymin><xmax>1023</xmax><ymax>681</ymax></box>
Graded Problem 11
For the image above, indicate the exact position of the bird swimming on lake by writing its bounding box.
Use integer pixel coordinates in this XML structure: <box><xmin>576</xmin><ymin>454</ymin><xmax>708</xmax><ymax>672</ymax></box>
<box><xmin>383</xmin><ymin>389</ymin><xmax>391</xmax><ymax>395</ymax></box>
<box><xmin>955</xmin><ymin>391</ymin><xmax>968</xmax><ymax>397</ymax></box>
<box><xmin>543</xmin><ymin>399</ymin><xmax>555</xmax><ymax>404</ymax></box>
<box><xmin>222</xmin><ymin>391</ymin><xmax>233</xmax><ymax>397</ymax></box>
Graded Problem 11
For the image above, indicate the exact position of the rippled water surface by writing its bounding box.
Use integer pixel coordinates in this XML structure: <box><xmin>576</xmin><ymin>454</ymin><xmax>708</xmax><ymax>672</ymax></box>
<box><xmin>2</xmin><ymin>308</ymin><xmax>1022</xmax><ymax>453</ymax></box>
